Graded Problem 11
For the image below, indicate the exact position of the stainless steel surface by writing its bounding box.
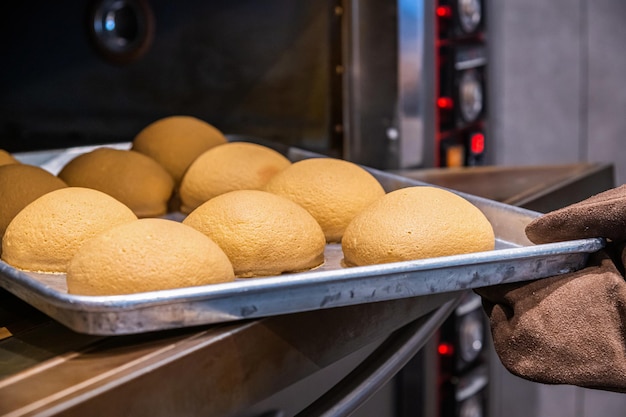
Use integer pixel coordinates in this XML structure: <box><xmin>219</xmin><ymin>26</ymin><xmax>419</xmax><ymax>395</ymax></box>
<box><xmin>396</xmin><ymin>0</ymin><xmax>434</xmax><ymax>168</ymax></box>
<box><xmin>343</xmin><ymin>0</ymin><xmax>436</xmax><ymax>169</ymax></box>
<box><xmin>0</xmin><ymin>288</ymin><xmax>457</xmax><ymax>417</ymax></box>
<box><xmin>296</xmin><ymin>297</ymin><xmax>460</xmax><ymax>417</ymax></box>
<box><xmin>395</xmin><ymin>163</ymin><xmax>615</xmax><ymax>213</ymax></box>
<box><xmin>0</xmin><ymin>143</ymin><xmax>604</xmax><ymax>336</ymax></box>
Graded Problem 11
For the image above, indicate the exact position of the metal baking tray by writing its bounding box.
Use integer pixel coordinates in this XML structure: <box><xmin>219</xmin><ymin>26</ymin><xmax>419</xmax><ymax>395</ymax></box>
<box><xmin>0</xmin><ymin>139</ymin><xmax>605</xmax><ymax>335</ymax></box>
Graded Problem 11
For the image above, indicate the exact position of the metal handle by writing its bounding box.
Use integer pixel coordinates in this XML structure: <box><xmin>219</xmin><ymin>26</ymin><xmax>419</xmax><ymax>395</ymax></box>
<box><xmin>295</xmin><ymin>297</ymin><xmax>461</xmax><ymax>417</ymax></box>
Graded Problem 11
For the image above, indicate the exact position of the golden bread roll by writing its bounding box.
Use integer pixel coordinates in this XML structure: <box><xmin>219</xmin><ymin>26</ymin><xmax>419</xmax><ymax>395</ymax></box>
<box><xmin>183</xmin><ymin>190</ymin><xmax>325</xmax><ymax>278</ymax></box>
<box><xmin>132</xmin><ymin>115</ymin><xmax>227</xmax><ymax>184</ymax></box>
<box><xmin>264</xmin><ymin>158</ymin><xmax>385</xmax><ymax>243</ymax></box>
<box><xmin>0</xmin><ymin>149</ymin><xmax>19</xmax><ymax>166</ymax></box>
<box><xmin>2</xmin><ymin>187</ymin><xmax>137</xmax><ymax>273</ymax></box>
<box><xmin>58</xmin><ymin>147</ymin><xmax>174</xmax><ymax>217</ymax></box>
<box><xmin>66</xmin><ymin>218</ymin><xmax>235</xmax><ymax>295</ymax></box>
<box><xmin>179</xmin><ymin>141</ymin><xmax>291</xmax><ymax>214</ymax></box>
<box><xmin>341</xmin><ymin>186</ymin><xmax>495</xmax><ymax>266</ymax></box>
<box><xmin>0</xmin><ymin>164</ymin><xmax>67</xmax><ymax>249</ymax></box>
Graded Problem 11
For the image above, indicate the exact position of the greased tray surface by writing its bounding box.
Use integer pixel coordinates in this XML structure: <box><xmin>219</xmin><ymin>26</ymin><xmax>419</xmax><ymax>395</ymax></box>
<box><xmin>0</xmin><ymin>141</ymin><xmax>604</xmax><ymax>335</ymax></box>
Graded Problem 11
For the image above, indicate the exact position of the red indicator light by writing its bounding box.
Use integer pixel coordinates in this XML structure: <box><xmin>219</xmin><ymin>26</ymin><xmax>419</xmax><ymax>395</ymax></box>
<box><xmin>470</xmin><ymin>132</ymin><xmax>485</xmax><ymax>154</ymax></box>
<box><xmin>436</xmin><ymin>5</ymin><xmax>452</xmax><ymax>18</ymax></box>
<box><xmin>438</xmin><ymin>342</ymin><xmax>455</xmax><ymax>356</ymax></box>
<box><xmin>437</xmin><ymin>97</ymin><xmax>454</xmax><ymax>110</ymax></box>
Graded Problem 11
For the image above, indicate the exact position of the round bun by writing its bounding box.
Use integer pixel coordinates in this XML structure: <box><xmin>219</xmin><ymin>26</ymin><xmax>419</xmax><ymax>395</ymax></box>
<box><xmin>66</xmin><ymin>218</ymin><xmax>235</xmax><ymax>295</ymax></box>
<box><xmin>0</xmin><ymin>150</ymin><xmax>19</xmax><ymax>166</ymax></box>
<box><xmin>179</xmin><ymin>142</ymin><xmax>291</xmax><ymax>214</ymax></box>
<box><xmin>183</xmin><ymin>190</ymin><xmax>325</xmax><ymax>278</ymax></box>
<box><xmin>2</xmin><ymin>187</ymin><xmax>137</xmax><ymax>273</ymax></box>
<box><xmin>342</xmin><ymin>186</ymin><xmax>495</xmax><ymax>266</ymax></box>
<box><xmin>0</xmin><ymin>164</ymin><xmax>67</xmax><ymax>248</ymax></box>
<box><xmin>58</xmin><ymin>148</ymin><xmax>174</xmax><ymax>217</ymax></box>
<box><xmin>264</xmin><ymin>158</ymin><xmax>385</xmax><ymax>242</ymax></box>
<box><xmin>132</xmin><ymin>115</ymin><xmax>227</xmax><ymax>184</ymax></box>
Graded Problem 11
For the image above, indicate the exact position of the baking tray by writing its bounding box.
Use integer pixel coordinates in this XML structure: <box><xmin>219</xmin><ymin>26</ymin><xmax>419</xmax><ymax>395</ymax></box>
<box><xmin>0</xmin><ymin>140</ymin><xmax>605</xmax><ymax>335</ymax></box>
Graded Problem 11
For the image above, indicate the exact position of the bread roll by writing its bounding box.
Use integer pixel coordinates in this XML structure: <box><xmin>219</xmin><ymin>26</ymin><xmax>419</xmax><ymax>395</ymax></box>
<box><xmin>1</xmin><ymin>187</ymin><xmax>137</xmax><ymax>273</ymax></box>
<box><xmin>58</xmin><ymin>147</ymin><xmax>174</xmax><ymax>217</ymax></box>
<box><xmin>179</xmin><ymin>142</ymin><xmax>291</xmax><ymax>214</ymax></box>
<box><xmin>0</xmin><ymin>164</ymin><xmax>67</xmax><ymax>250</ymax></box>
<box><xmin>264</xmin><ymin>158</ymin><xmax>386</xmax><ymax>242</ymax></box>
<box><xmin>0</xmin><ymin>149</ymin><xmax>19</xmax><ymax>166</ymax></box>
<box><xmin>67</xmin><ymin>218</ymin><xmax>235</xmax><ymax>295</ymax></box>
<box><xmin>132</xmin><ymin>115</ymin><xmax>227</xmax><ymax>185</ymax></box>
<box><xmin>183</xmin><ymin>190</ymin><xmax>325</xmax><ymax>277</ymax></box>
<box><xmin>341</xmin><ymin>186</ymin><xmax>495</xmax><ymax>266</ymax></box>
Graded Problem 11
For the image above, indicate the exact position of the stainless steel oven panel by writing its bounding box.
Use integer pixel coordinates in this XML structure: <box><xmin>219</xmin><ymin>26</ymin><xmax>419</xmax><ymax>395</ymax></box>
<box><xmin>397</xmin><ymin>0</ymin><xmax>437</xmax><ymax>168</ymax></box>
<box><xmin>342</xmin><ymin>0</ymin><xmax>436</xmax><ymax>170</ymax></box>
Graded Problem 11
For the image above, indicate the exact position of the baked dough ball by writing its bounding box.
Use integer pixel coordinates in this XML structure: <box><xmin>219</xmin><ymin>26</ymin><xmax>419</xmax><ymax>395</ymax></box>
<box><xmin>58</xmin><ymin>147</ymin><xmax>174</xmax><ymax>217</ymax></box>
<box><xmin>66</xmin><ymin>218</ymin><xmax>235</xmax><ymax>295</ymax></box>
<box><xmin>0</xmin><ymin>149</ymin><xmax>19</xmax><ymax>166</ymax></box>
<box><xmin>183</xmin><ymin>190</ymin><xmax>325</xmax><ymax>278</ymax></box>
<box><xmin>0</xmin><ymin>164</ymin><xmax>67</xmax><ymax>249</ymax></box>
<box><xmin>342</xmin><ymin>186</ymin><xmax>495</xmax><ymax>266</ymax></box>
<box><xmin>264</xmin><ymin>158</ymin><xmax>385</xmax><ymax>243</ymax></box>
<box><xmin>179</xmin><ymin>142</ymin><xmax>291</xmax><ymax>214</ymax></box>
<box><xmin>2</xmin><ymin>187</ymin><xmax>137</xmax><ymax>273</ymax></box>
<box><xmin>132</xmin><ymin>115</ymin><xmax>227</xmax><ymax>185</ymax></box>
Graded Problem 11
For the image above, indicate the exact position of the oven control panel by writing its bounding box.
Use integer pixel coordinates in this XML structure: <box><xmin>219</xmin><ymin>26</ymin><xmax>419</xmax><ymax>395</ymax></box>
<box><xmin>436</xmin><ymin>0</ymin><xmax>487</xmax><ymax>167</ymax></box>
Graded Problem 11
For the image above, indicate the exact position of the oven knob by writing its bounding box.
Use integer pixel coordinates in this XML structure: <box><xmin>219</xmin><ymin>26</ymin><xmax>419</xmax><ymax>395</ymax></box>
<box><xmin>458</xmin><ymin>69</ymin><xmax>483</xmax><ymax>123</ymax></box>
<box><xmin>458</xmin><ymin>309</ymin><xmax>485</xmax><ymax>364</ymax></box>
<box><xmin>457</xmin><ymin>0</ymin><xmax>482</xmax><ymax>34</ymax></box>
<box><xmin>459</xmin><ymin>394</ymin><xmax>484</xmax><ymax>417</ymax></box>
<box><xmin>88</xmin><ymin>0</ymin><xmax>155</xmax><ymax>64</ymax></box>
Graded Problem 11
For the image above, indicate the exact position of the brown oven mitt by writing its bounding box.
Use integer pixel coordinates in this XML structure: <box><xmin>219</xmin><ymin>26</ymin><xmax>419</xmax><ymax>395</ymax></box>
<box><xmin>475</xmin><ymin>184</ymin><xmax>626</xmax><ymax>392</ymax></box>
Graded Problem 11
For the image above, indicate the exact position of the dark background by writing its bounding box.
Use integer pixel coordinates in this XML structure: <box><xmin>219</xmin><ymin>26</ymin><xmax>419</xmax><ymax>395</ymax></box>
<box><xmin>0</xmin><ymin>0</ymin><xmax>336</xmax><ymax>153</ymax></box>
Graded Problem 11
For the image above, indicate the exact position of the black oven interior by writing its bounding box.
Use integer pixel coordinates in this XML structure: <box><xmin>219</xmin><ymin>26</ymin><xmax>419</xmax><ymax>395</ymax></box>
<box><xmin>1</xmin><ymin>0</ymin><xmax>341</xmax><ymax>157</ymax></box>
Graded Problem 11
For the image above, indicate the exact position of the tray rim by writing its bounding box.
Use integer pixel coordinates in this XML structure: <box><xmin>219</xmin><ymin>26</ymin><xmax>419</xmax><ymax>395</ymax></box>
<box><xmin>0</xmin><ymin>237</ymin><xmax>605</xmax><ymax>312</ymax></box>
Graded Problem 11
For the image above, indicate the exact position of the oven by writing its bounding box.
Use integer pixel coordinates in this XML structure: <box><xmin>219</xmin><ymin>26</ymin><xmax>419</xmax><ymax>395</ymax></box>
<box><xmin>1</xmin><ymin>1</ymin><xmax>489</xmax><ymax>416</ymax></box>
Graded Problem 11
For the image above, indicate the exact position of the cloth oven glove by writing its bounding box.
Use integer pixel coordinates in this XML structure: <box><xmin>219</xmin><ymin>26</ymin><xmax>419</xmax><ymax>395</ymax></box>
<box><xmin>475</xmin><ymin>184</ymin><xmax>626</xmax><ymax>392</ymax></box>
